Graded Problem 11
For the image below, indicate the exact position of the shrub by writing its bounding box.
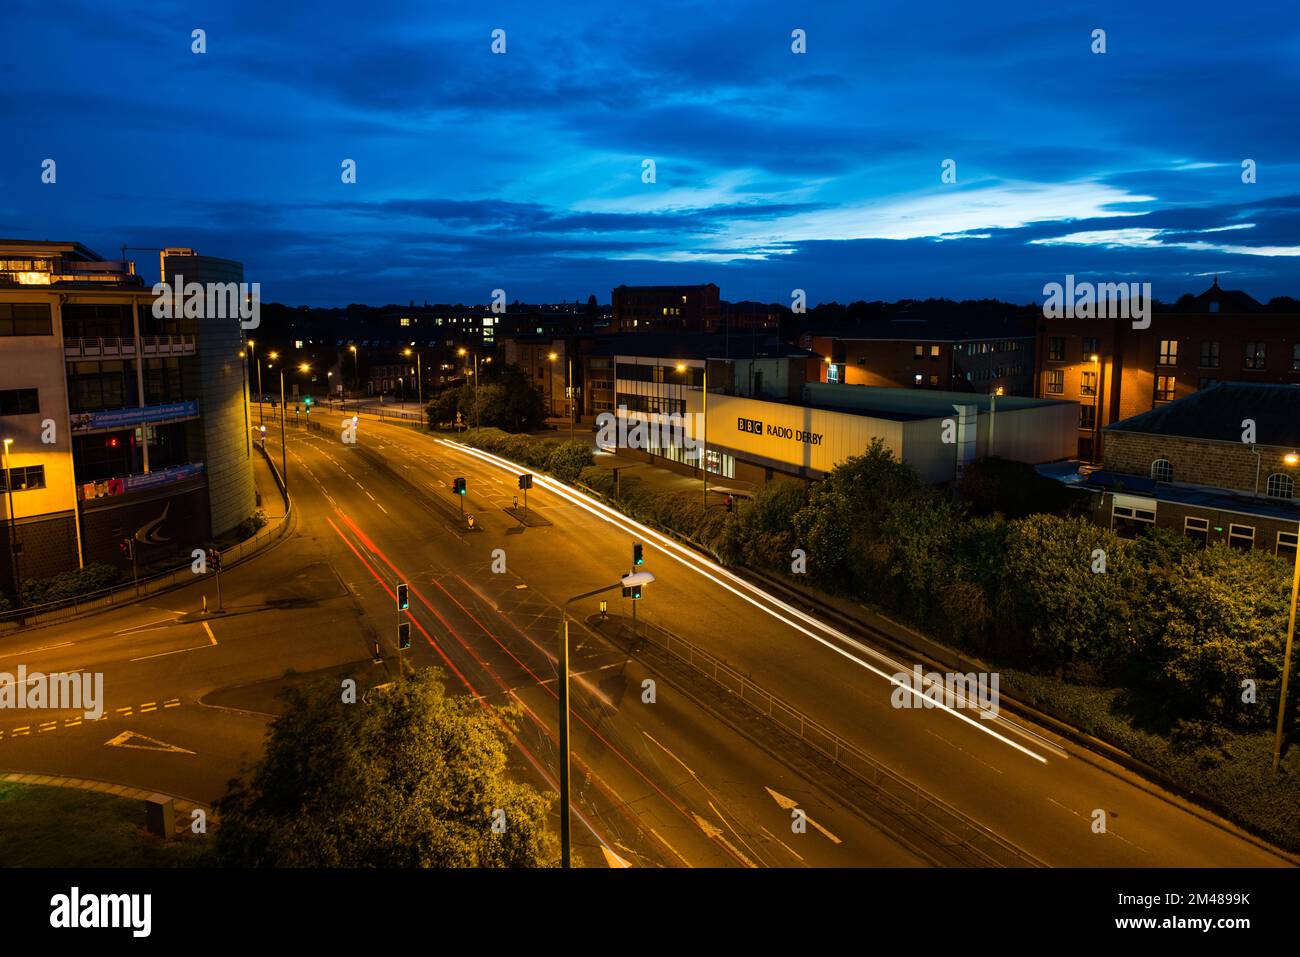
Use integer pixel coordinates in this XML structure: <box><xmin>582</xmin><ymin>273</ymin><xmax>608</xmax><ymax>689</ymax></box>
<box><xmin>544</xmin><ymin>442</ymin><xmax>594</xmax><ymax>483</ymax></box>
<box><xmin>20</xmin><ymin>563</ymin><xmax>121</xmax><ymax>607</ymax></box>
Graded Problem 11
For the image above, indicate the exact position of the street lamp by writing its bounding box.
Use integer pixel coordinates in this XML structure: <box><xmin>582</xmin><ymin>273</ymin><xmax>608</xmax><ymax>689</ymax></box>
<box><xmin>404</xmin><ymin>346</ymin><xmax>423</xmax><ymax>410</ymax></box>
<box><xmin>2</xmin><ymin>438</ymin><xmax>18</xmax><ymax>600</ymax></box>
<box><xmin>349</xmin><ymin>344</ymin><xmax>359</xmax><ymax>395</ymax></box>
<box><xmin>248</xmin><ymin>339</ymin><xmax>265</xmax><ymax>427</ymax></box>
<box><xmin>676</xmin><ymin>361</ymin><xmax>709</xmax><ymax>507</ymax></box>
<box><xmin>268</xmin><ymin>359</ymin><xmax>289</xmax><ymax>492</ymax></box>
<box><xmin>1090</xmin><ymin>353</ymin><xmax>1101</xmax><ymax>464</ymax></box>
<box><xmin>1274</xmin><ymin>455</ymin><xmax>1300</xmax><ymax>774</ymax></box>
<box><xmin>547</xmin><ymin>351</ymin><xmax>575</xmax><ymax>440</ymax></box>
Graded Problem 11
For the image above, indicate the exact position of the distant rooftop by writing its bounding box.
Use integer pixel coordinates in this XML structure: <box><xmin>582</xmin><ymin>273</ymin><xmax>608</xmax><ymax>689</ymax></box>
<box><xmin>586</xmin><ymin>331</ymin><xmax>814</xmax><ymax>360</ymax></box>
<box><xmin>1106</xmin><ymin>381</ymin><xmax>1300</xmax><ymax>446</ymax></box>
<box><xmin>803</xmin><ymin>310</ymin><xmax>1035</xmax><ymax>342</ymax></box>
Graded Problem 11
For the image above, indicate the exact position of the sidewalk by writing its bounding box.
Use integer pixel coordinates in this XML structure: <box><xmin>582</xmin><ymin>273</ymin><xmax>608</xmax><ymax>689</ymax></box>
<box><xmin>252</xmin><ymin>441</ymin><xmax>286</xmax><ymax>520</ymax></box>
<box><xmin>585</xmin><ymin>447</ymin><xmax>757</xmax><ymax>502</ymax></box>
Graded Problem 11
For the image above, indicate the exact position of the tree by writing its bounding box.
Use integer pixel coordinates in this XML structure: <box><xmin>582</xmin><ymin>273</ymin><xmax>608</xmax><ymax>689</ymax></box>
<box><xmin>1134</xmin><ymin>545</ymin><xmax>1289</xmax><ymax>726</ymax></box>
<box><xmin>994</xmin><ymin>514</ymin><xmax>1138</xmax><ymax>670</ymax></box>
<box><xmin>792</xmin><ymin>439</ymin><xmax>922</xmax><ymax>591</ymax></box>
<box><xmin>957</xmin><ymin>456</ymin><xmax>1075</xmax><ymax>518</ymax></box>
<box><xmin>215</xmin><ymin>671</ymin><xmax>554</xmax><ymax>867</ymax></box>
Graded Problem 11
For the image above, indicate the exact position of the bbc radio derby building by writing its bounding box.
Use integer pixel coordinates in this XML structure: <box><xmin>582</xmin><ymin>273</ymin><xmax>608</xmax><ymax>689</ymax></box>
<box><xmin>592</xmin><ymin>336</ymin><xmax>1078</xmax><ymax>486</ymax></box>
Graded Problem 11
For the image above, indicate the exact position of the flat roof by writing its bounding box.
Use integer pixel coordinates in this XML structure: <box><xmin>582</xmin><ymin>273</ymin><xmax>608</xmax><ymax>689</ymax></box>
<box><xmin>1081</xmin><ymin>469</ymin><xmax>1300</xmax><ymax>522</ymax></box>
<box><xmin>804</xmin><ymin>382</ymin><xmax>1072</xmax><ymax>418</ymax></box>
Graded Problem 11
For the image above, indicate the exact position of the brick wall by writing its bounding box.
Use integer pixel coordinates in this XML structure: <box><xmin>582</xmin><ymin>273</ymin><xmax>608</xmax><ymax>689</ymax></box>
<box><xmin>1104</xmin><ymin>430</ymin><xmax>1297</xmax><ymax>497</ymax></box>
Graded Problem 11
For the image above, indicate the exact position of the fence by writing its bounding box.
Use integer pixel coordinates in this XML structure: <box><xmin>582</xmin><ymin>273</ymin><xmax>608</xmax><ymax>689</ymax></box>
<box><xmin>621</xmin><ymin>613</ymin><xmax>1043</xmax><ymax>868</ymax></box>
<box><xmin>0</xmin><ymin>444</ymin><xmax>291</xmax><ymax>631</ymax></box>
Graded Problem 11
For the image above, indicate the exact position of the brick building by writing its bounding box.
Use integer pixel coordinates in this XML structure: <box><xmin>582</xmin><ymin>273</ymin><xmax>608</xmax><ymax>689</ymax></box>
<box><xmin>611</xmin><ymin>284</ymin><xmax>721</xmax><ymax>332</ymax></box>
<box><xmin>801</xmin><ymin>312</ymin><xmax>1035</xmax><ymax>397</ymax></box>
<box><xmin>1081</xmin><ymin>382</ymin><xmax>1300</xmax><ymax>556</ymax></box>
<box><xmin>1035</xmin><ymin>279</ymin><xmax>1300</xmax><ymax>462</ymax></box>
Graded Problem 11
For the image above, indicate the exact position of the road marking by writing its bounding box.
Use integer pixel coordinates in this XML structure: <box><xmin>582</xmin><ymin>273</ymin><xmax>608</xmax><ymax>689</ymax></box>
<box><xmin>691</xmin><ymin>812</ymin><xmax>757</xmax><ymax>868</ymax></box>
<box><xmin>116</xmin><ymin>707</ymin><xmax>133</xmax><ymax>716</ymax></box>
<box><xmin>601</xmin><ymin>846</ymin><xmax>633</xmax><ymax>868</ymax></box>
<box><xmin>113</xmin><ymin>617</ymin><xmax>178</xmax><ymax>636</ymax></box>
<box><xmin>0</xmin><ymin>641</ymin><xmax>72</xmax><ymax>661</ymax></box>
<box><xmin>105</xmin><ymin>730</ymin><xmax>195</xmax><ymax>754</ymax></box>
<box><xmin>38</xmin><ymin>721</ymin><xmax>58</xmax><ymax>733</ymax></box>
<box><xmin>759</xmin><ymin>824</ymin><xmax>806</xmax><ymax>863</ymax></box>
<box><xmin>764</xmin><ymin>787</ymin><xmax>842</xmax><ymax>845</ymax></box>
<box><xmin>202</xmin><ymin>621</ymin><xmax>217</xmax><ymax>645</ymax></box>
<box><xmin>163</xmin><ymin>698</ymin><xmax>181</xmax><ymax>708</ymax></box>
<box><xmin>140</xmin><ymin>702</ymin><xmax>157</xmax><ymax>713</ymax></box>
<box><xmin>130</xmin><ymin>642</ymin><xmax>214</xmax><ymax>662</ymax></box>
<box><xmin>648</xmin><ymin>828</ymin><xmax>693</xmax><ymax>868</ymax></box>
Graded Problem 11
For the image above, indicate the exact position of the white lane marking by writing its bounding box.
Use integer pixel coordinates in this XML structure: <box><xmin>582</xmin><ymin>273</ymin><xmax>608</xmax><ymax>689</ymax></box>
<box><xmin>0</xmin><ymin>641</ymin><xmax>73</xmax><ymax>660</ymax></box>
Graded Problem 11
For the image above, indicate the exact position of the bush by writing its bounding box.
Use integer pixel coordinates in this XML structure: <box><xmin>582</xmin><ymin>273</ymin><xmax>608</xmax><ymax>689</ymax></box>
<box><xmin>544</xmin><ymin>442</ymin><xmax>594</xmax><ymax>483</ymax></box>
<box><xmin>236</xmin><ymin>508</ymin><xmax>268</xmax><ymax>539</ymax></box>
<box><xmin>957</xmin><ymin>456</ymin><xmax>1076</xmax><ymax>517</ymax></box>
<box><xmin>20</xmin><ymin>563</ymin><xmax>121</xmax><ymax>607</ymax></box>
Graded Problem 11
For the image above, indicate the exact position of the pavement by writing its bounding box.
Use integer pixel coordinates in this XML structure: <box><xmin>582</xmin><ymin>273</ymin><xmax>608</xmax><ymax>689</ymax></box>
<box><xmin>0</xmin><ymin>410</ymin><xmax>1291</xmax><ymax>868</ymax></box>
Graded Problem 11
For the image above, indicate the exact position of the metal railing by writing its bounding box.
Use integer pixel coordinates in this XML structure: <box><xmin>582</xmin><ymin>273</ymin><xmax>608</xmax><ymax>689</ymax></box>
<box><xmin>620</xmin><ymin>613</ymin><xmax>1043</xmax><ymax>868</ymax></box>
<box><xmin>0</xmin><ymin>445</ymin><xmax>291</xmax><ymax>631</ymax></box>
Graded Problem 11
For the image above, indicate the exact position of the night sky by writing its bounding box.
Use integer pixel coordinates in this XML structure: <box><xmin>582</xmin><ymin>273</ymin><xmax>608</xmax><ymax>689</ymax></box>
<box><xmin>5</xmin><ymin>1</ymin><xmax>1298</xmax><ymax>306</ymax></box>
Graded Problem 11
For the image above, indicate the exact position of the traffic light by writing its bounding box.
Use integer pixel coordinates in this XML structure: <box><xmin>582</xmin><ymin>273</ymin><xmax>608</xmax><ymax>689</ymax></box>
<box><xmin>209</xmin><ymin>548</ymin><xmax>222</xmax><ymax>572</ymax></box>
<box><xmin>304</xmin><ymin>395</ymin><xmax>313</xmax><ymax>407</ymax></box>
<box><xmin>453</xmin><ymin>477</ymin><xmax>467</xmax><ymax>495</ymax></box>
<box><xmin>119</xmin><ymin>538</ymin><xmax>134</xmax><ymax>561</ymax></box>
<box><xmin>398</xmin><ymin>621</ymin><xmax>411</xmax><ymax>649</ymax></box>
<box><xmin>725</xmin><ymin>496</ymin><xmax>734</xmax><ymax>513</ymax></box>
<box><xmin>518</xmin><ymin>473</ymin><xmax>533</xmax><ymax>490</ymax></box>
<box><xmin>633</xmin><ymin>543</ymin><xmax>644</xmax><ymax>566</ymax></box>
<box><xmin>624</xmin><ymin>583</ymin><xmax>642</xmax><ymax>600</ymax></box>
<box><xmin>396</xmin><ymin>582</ymin><xmax>409</xmax><ymax>610</ymax></box>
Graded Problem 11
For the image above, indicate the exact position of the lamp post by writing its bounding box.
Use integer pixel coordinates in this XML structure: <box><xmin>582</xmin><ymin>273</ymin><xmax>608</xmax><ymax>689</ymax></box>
<box><xmin>349</xmin><ymin>344</ymin><xmax>359</xmax><ymax>399</ymax></box>
<box><xmin>2</xmin><ymin>438</ymin><xmax>18</xmax><ymax>600</ymax></box>
<box><xmin>676</xmin><ymin>361</ymin><xmax>709</xmax><ymax>507</ymax></box>
<box><xmin>548</xmin><ymin>351</ymin><xmax>575</xmax><ymax>439</ymax></box>
<box><xmin>404</xmin><ymin>347</ymin><xmax>423</xmax><ymax>410</ymax></box>
<box><xmin>248</xmin><ymin>339</ymin><xmax>265</xmax><ymax>427</ymax></box>
<box><xmin>1090</xmin><ymin>353</ymin><xmax>1101</xmax><ymax>463</ymax></box>
<box><xmin>1274</xmin><ymin>451</ymin><xmax>1300</xmax><ymax>773</ymax></box>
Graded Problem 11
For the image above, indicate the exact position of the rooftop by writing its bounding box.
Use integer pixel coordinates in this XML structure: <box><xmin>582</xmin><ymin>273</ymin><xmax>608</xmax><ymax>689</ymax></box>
<box><xmin>1106</xmin><ymin>381</ymin><xmax>1300</xmax><ymax>447</ymax></box>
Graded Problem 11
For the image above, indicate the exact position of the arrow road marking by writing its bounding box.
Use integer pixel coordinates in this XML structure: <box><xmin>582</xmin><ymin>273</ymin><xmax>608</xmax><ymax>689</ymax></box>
<box><xmin>764</xmin><ymin>786</ymin><xmax>842</xmax><ymax>845</ymax></box>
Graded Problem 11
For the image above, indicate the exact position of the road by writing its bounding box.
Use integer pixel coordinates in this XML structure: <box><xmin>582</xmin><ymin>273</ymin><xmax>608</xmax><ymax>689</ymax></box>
<box><xmin>287</xmin><ymin>409</ymin><xmax>1290</xmax><ymax>867</ymax></box>
<box><xmin>0</xmin><ymin>408</ymin><xmax>1290</xmax><ymax>866</ymax></box>
<box><xmin>0</xmin><ymin>418</ymin><xmax>923</xmax><ymax>868</ymax></box>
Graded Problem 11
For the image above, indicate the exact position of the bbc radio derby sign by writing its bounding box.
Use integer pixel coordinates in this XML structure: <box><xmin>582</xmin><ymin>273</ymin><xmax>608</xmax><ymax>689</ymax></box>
<box><xmin>70</xmin><ymin>401</ymin><xmax>198</xmax><ymax>433</ymax></box>
<box><xmin>736</xmin><ymin>416</ymin><xmax>824</xmax><ymax>446</ymax></box>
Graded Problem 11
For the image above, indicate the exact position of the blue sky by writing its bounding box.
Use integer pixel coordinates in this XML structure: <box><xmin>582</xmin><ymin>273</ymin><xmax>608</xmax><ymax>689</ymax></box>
<box><xmin>4</xmin><ymin>0</ymin><xmax>1298</xmax><ymax>306</ymax></box>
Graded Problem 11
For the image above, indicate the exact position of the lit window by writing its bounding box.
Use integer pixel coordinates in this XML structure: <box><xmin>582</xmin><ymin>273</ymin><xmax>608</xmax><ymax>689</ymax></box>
<box><xmin>1158</xmin><ymin>340</ymin><xmax>1177</xmax><ymax>366</ymax></box>
<box><xmin>1266</xmin><ymin>473</ymin><xmax>1294</xmax><ymax>499</ymax></box>
<box><xmin>1155</xmin><ymin>375</ymin><xmax>1176</xmax><ymax>401</ymax></box>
